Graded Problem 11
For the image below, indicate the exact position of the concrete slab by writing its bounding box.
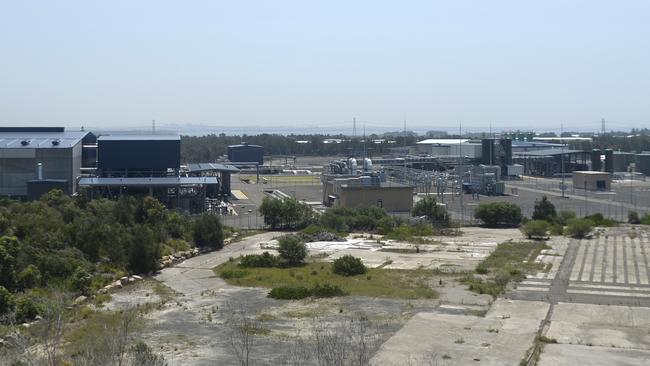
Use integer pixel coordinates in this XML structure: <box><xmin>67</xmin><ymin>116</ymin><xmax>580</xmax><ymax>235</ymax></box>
<box><xmin>546</xmin><ymin>303</ymin><xmax>650</xmax><ymax>349</ymax></box>
<box><xmin>539</xmin><ymin>344</ymin><xmax>650</xmax><ymax>366</ymax></box>
<box><xmin>371</xmin><ymin>299</ymin><xmax>549</xmax><ymax>366</ymax></box>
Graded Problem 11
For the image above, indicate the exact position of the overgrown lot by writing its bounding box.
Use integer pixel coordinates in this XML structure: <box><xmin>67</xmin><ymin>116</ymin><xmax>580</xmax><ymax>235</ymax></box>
<box><xmin>214</xmin><ymin>261</ymin><xmax>438</xmax><ymax>300</ymax></box>
<box><xmin>463</xmin><ymin>241</ymin><xmax>549</xmax><ymax>297</ymax></box>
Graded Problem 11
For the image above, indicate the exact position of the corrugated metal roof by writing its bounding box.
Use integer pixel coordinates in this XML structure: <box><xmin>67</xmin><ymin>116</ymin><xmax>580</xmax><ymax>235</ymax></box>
<box><xmin>516</xmin><ymin>148</ymin><xmax>585</xmax><ymax>156</ymax></box>
<box><xmin>98</xmin><ymin>135</ymin><xmax>180</xmax><ymax>141</ymax></box>
<box><xmin>78</xmin><ymin>177</ymin><xmax>218</xmax><ymax>186</ymax></box>
<box><xmin>186</xmin><ymin>163</ymin><xmax>240</xmax><ymax>173</ymax></box>
<box><xmin>416</xmin><ymin>139</ymin><xmax>469</xmax><ymax>145</ymax></box>
<box><xmin>0</xmin><ymin>130</ymin><xmax>89</xmax><ymax>149</ymax></box>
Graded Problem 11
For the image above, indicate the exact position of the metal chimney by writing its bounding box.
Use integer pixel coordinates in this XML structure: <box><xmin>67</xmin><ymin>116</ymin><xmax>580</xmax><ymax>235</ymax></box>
<box><xmin>37</xmin><ymin>162</ymin><xmax>43</xmax><ymax>180</ymax></box>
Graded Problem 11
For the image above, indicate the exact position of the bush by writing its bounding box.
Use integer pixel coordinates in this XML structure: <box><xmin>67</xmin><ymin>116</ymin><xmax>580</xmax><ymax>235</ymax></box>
<box><xmin>565</xmin><ymin>218</ymin><xmax>594</xmax><ymax>239</ymax></box>
<box><xmin>70</xmin><ymin>266</ymin><xmax>93</xmax><ymax>296</ymax></box>
<box><xmin>412</xmin><ymin>196</ymin><xmax>450</xmax><ymax>226</ymax></box>
<box><xmin>277</xmin><ymin>235</ymin><xmax>307</xmax><ymax>266</ymax></box>
<box><xmin>583</xmin><ymin>213</ymin><xmax>616</xmax><ymax>227</ymax></box>
<box><xmin>268</xmin><ymin>284</ymin><xmax>347</xmax><ymax>300</ymax></box>
<box><xmin>532</xmin><ymin>196</ymin><xmax>557</xmax><ymax>223</ymax></box>
<box><xmin>17</xmin><ymin>264</ymin><xmax>42</xmax><ymax>290</ymax></box>
<box><xmin>474</xmin><ymin>202</ymin><xmax>522</xmax><ymax>227</ymax></box>
<box><xmin>0</xmin><ymin>285</ymin><xmax>14</xmax><ymax>315</ymax></box>
<box><xmin>549</xmin><ymin>224</ymin><xmax>564</xmax><ymax>236</ymax></box>
<box><xmin>332</xmin><ymin>255</ymin><xmax>367</xmax><ymax>276</ymax></box>
<box><xmin>15</xmin><ymin>295</ymin><xmax>40</xmax><ymax>323</ymax></box>
<box><xmin>629</xmin><ymin>211</ymin><xmax>641</xmax><ymax>224</ymax></box>
<box><xmin>642</xmin><ymin>214</ymin><xmax>650</xmax><ymax>225</ymax></box>
<box><xmin>219</xmin><ymin>268</ymin><xmax>249</xmax><ymax>279</ymax></box>
<box><xmin>520</xmin><ymin>220</ymin><xmax>550</xmax><ymax>240</ymax></box>
<box><xmin>557</xmin><ymin>211</ymin><xmax>576</xmax><ymax>226</ymax></box>
<box><xmin>259</xmin><ymin>197</ymin><xmax>315</xmax><ymax>230</ymax></box>
<box><xmin>193</xmin><ymin>214</ymin><xmax>224</xmax><ymax>249</ymax></box>
<box><xmin>239</xmin><ymin>252</ymin><xmax>278</xmax><ymax>268</ymax></box>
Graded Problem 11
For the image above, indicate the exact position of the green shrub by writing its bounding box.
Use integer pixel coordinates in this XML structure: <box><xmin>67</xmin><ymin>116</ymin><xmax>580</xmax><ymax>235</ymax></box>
<box><xmin>557</xmin><ymin>211</ymin><xmax>576</xmax><ymax>225</ymax></box>
<box><xmin>0</xmin><ymin>285</ymin><xmax>14</xmax><ymax>315</ymax></box>
<box><xmin>17</xmin><ymin>264</ymin><xmax>42</xmax><ymax>290</ymax></box>
<box><xmin>584</xmin><ymin>213</ymin><xmax>618</xmax><ymax>227</ymax></box>
<box><xmin>15</xmin><ymin>295</ymin><xmax>41</xmax><ymax>323</ymax></box>
<box><xmin>412</xmin><ymin>196</ymin><xmax>450</xmax><ymax>226</ymax></box>
<box><xmin>310</xmin><ymin>284</ymin><xmax>348</xmax><ymax>298</ymax></box>
<box><xmin>565</xmin><ymin>218</ymin><xmax>594</xmax><ymax>239</ymax></box>
<box><xmin>277</xmin><ymin>235</ymin><xmax>307</xmax><ymax>266</ymax></box>
<box><xmin>268</xmin><ymin>284</ymin><xmax>347</xmax><ymax>299</ymax></box>
<box><xmin>220</xmin><ymin>269</ymin><xmax>250</xmax><ymax>279</ymax></box>
<box><xmin>70</xmin><ymin>266</ymin><xmax>93</xmax><ymax>296</ymax></box>
<box><xmin>532</xmin><ymin>196</ymin><xmax>557</xmax><ymax>223</ymax></box>
<box><xmin>268</xmin><ymin>286</ymin><xmax>312</xmax><ymax>300</ymax></box>
<box><xmin>474</xmin><ymin>202</ymin><xmax>522</xmax><ymax>227</ymax></box>
<box><xmin>193</xmin><ymin>214</ymin><xmax>224</xmax><ymax>249</ymax></box>
<box><xmin>549</xmin><ymin>224</ymin><xmax>564</xmax><ymax>236</ymax></box>
<box><xmin>520</xmin><ymin>220</ymin><xmax>550</xmax><ymax>240</ymax></box>
<box><xmin>628</xmin><ymin>211</ymin><xmax>641</xmax><ymax>224</ymax></box>
<box><xmin>332</xmin><ymin>255</ymin><xmax>367</xmax><ymax>276</ymax></box>
<box><xmin>642</xmin><ymin>213</ymin><xmax>650</xmax><ymax>225</ymax></box>
<box><xmin>239</xmin><ymin>252</ymin><xmax>278</xmax><ymax>268</ymax></box>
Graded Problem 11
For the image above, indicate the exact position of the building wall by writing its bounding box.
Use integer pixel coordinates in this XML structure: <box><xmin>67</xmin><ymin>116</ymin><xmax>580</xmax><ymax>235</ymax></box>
<box><xmin>573</xmin><ymin>172</ymin><xmax>611</xmax><ymax>191</ymax></box>
<box><xmin>0</xmin><ymin>147</ymin><xmax>77</xmax><ymax>196</ymax></box>
<box><xmin>338</xmin><ymin>186</ymin><xmax>413</xmax><ymax>212</ymax></box>
<box><xmin>228</xmin><ymin>145</ymin><xmax>264</xmax><ymax>165</ymax></box>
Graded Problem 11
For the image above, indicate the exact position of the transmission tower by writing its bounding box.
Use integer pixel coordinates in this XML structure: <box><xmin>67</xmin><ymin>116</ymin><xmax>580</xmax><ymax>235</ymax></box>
<box><xmin>601</xmin><ymin>118</ymin><xmax>606</xmax><ymax>134</ymax></box>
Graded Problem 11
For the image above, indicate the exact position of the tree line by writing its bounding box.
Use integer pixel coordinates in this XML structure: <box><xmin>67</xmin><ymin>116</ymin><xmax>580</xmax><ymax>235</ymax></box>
<box><xmin>0</xmin><ymin>190</ymin><xmax>224</xmax><ymax>321</ymax></box>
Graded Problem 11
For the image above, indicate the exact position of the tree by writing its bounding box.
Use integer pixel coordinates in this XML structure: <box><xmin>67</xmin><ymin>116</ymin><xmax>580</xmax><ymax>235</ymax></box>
<box><xmin>332</xmin><ymin>255</ymin><xmax>367</xmax><ymax>276</ymax></box>
<box><xmin>277</xmin><ymin>235</ymin><xmax>307</xmax><ymax>266</ymax></box>
<box><xmin>128</xmin><ymin>226</ymin><xmax>162</xmax><ymax>274</ymax></box>
<box><xmin>532</xmin><ymin>195</ymin><xmax>556</xmax><ymax>222</ymax></box>
<box><xmin>520</xmin><ymin>220</ymin><xmax>550</xmax><ymax>240</ymax></box>
<box><xmin>0</xmin><ymin>235</ymin><xmax>18</xmax><ymax>290</ymax></box>
<box><xmin>474</xmin><ymin>202</ymin><xmax>522</xmax><ymax>227</ymax></box>
<box><xmin>628</xmin><ymin>211</ymin><xmax>641</xmax><ymax>224</ymax></box>
<box><xmin>412</xmin><ymin>196</ymin><xmax>450</xmax><ymax>226</ymax></box>
<box><xmin>259</xmin><ymin>197</ymin><xmax>283</xmax><ymax>229</ymax></box>
<box><xmin>193</xmin><ymin>214</ymin><xmax>225</xmax><ymax>249</ymax></box>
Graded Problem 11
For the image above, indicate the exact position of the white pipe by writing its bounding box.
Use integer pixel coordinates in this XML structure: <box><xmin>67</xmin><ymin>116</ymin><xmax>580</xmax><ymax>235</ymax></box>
<box><xmin>37</xmin><ymin>162</ymin><xmax>43</xmax><ymax>180</ymax></box>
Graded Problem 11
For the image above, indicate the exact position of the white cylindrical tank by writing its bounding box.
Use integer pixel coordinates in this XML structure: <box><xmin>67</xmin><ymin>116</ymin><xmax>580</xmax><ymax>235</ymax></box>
<box><xmin>363</xmin><ymin>158</ymin><xmax>372</xmax><ymax>171</ymax></box>
<box><xmin>37</xmin><ymin>162</ymin><xmax>43</xmax><ymax>180</ymax></box>
<box><xmin>349</xmin><ymin>158</ymin><xmax>357</xmax><ymax>174</ymax></box>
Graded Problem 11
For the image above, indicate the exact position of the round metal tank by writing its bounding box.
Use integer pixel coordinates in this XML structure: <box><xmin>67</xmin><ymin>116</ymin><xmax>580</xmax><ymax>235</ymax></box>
<box><xmin>637</xmin><ymin>154</ymin><xmax>650</xmax><ymax>176</ymax></box>
<box><xmin>363</xmin><ymin>158</ymin><xmax>372</xmax><ymax>171</ymax></box>
<box><xmin>348</xmin><ymin>158</ymin><xmax>357</xmax><ymax>174</ymax></box>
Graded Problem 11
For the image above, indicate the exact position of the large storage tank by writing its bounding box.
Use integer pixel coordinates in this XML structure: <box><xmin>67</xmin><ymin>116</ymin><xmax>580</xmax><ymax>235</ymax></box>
<box><xmin>591</xmin><ymin>149</ymin><xmax>602</xmax><ymax>171</ymax></box>
<box><xmin>604</xmin><ymin>149</ymin><xmax>614</xmax><ymax>173</ymax></box>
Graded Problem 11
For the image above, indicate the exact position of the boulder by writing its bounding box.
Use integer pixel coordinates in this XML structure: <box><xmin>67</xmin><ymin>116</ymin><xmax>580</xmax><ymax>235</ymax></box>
<box><xmin>73</xmin><ymin>296</ymin><xmax>87</xmax><ymax>305</ymax></box>
<box><xmin>132</xmin><ymin>275</ymin><xmax>143</xmax><ymax>280</ymax></box>
<box><xmin>128</xmin><ymin>277</ymin><xmax>136</xmax><ymax>284</ymax></box>
<box><xmin>113</xmin><ymin>280</ymin><xmax>123</xmax><ymax>289</ymax></box>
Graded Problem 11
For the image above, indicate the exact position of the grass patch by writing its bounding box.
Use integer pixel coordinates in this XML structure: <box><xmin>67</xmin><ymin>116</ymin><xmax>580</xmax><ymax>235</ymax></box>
<box><xmin>215</xmin><ymin>261</ymin><xmax>438</xmax><ymax>300</ymax></box>
<box><xmin>465</xmin><ymin>241</ymin><xmax>549</xmax><ymax>297</ymax></box>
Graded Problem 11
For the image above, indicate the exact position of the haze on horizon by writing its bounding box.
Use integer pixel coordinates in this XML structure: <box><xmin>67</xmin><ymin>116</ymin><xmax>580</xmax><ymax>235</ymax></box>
<box><xmin>1</xmin><ymin>0</ymin><xmax>648</xmax><ymax>134</ymax></box>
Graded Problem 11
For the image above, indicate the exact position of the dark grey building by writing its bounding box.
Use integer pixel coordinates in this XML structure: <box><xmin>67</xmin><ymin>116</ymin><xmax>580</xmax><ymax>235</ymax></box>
<box><xmin>228</xmin><ymin>143</ymin><xmax>264</xmax><ymax>165</ymax></box>
<box><xmin>0</xmin><ymin>127</ymin><xmax>93</xmax><ymax>198</ymax></box>
<box><xmin>97</xmin><ymin>135</ymin><xmax>181</xmax><ymax>176</ymax></box>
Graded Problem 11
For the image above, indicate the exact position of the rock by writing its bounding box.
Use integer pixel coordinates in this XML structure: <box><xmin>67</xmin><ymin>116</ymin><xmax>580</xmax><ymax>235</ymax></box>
<box><xmin>98</xmin><ymin>288</ymin><xmax>108</xmax><ymax>294</ymax></box>
<box><xmin>103</xmin><ymin>284</ymin><xmax>114</xmax><ymax>291</ymax></box>
<box><xmin>128</xmin><ymin>277</ymin><xmax>136</xmax><ymax>283</ymax></box>
<box><xmin>119</xmin><ymin>276</ymin><xmax>129</xmax><ymax>285</ymax></box>
<box><xmin>113</xmin><ymin>280</ymin><xmax>123</xmax><ymax>289</ymax></box>
<box><xmin>132</xmin><ymin>275</ymin><xmax>143</xmax><ymax>280</ymax></box>
<box><xmin>73</xmin><ymin>296</ymin><xmax>87</xmax><ymax>305</ymax></box>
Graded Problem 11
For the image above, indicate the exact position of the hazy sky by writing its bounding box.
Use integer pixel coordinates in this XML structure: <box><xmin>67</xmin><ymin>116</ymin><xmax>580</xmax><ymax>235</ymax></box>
<box><xmin>1</xmin><ymin>1</ymin><xmax>648</xmax><ymax>133</ymax></box>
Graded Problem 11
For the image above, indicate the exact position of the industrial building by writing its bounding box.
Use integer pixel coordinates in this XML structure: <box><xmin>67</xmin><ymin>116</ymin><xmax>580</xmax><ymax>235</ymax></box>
<box><xmin>322</xmin><ymin>173</ymin><xmax>413</xmax><ymax>212</ymax></box>
<box><xmin>228</xmin><ymin>143</ymin><xmax>264</xmax><ymax>165</ymax></box>
<box><xmin>79</xmin><ymin>135</ymin><xmax>224</xmax><ymax>213</ymax></box>
<box><xmin>573</xmin><ymin>171</ymin><xmax>611</xmax><ymax>191</ymax></box>
<box><xmin>0</xmin><ymin>127</ymin><xmax>95</xmax><ymax>199</ymax></box>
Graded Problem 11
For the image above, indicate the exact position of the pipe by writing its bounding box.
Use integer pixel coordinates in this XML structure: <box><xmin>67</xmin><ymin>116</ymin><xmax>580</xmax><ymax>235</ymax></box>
<box><xmin>37</xmin><ymin>162</ymin><xmax>43</xmax><ymax>180</ymax></box>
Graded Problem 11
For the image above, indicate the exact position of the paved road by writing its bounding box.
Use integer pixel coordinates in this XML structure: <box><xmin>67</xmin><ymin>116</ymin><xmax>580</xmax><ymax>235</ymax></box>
<box><xmin>155</xmin><ymin>232</ymin><xmax>280</xmax><ymax>296</ymax></box>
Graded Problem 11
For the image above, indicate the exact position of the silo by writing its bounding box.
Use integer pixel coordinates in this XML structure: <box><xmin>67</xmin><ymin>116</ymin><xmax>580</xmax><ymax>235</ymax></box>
<box><xmin>604</xmin><ymin>149</ymin><xmax>614</xmax><ymax>173</ymax></box>
<box><xmin>637</xmin><ymin>154</ymin><xmax>650</xmax><ymax>176</ymax></box>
